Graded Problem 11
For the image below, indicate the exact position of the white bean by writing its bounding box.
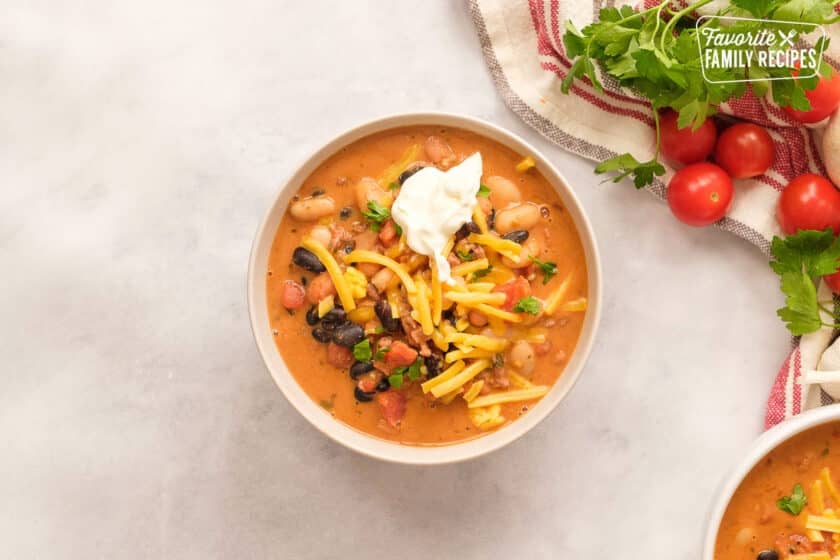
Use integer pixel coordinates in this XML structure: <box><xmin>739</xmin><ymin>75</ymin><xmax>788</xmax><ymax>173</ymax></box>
<box><xmin>494</xmin><ymin>203</ymin><xmax>541</xmax><ymax>234</ymax></box>
<box><xmin>290</xmin><ymin>196</ymin><xmax>336</xmax><ymax>221</ymax></box>
<box><xmin>424</xmin><ymin>136</ymin><xmax>455</xmax><ymax>166</ymax></box>
<box><xmin>309</xmin><ymin>225</ymin><xmax>331</xmax><ymax>247</ymax></box>
<box><xmin>485</xmin><ymin>175</ymin><xmax>522</xmax><ymax>210</ymax></box>
<box><xmin>509</xmin><ymin>340</ymin><xmax>536</xmax><ymax>376</ymax></box>
<box><xmin>355</xmin><ymin>177</ymin><xmax>393</xmax><ymax>212</ymax></box>
<box><xmin>371</xmin><ymin>268</ymin><xmax>394</xmax><ymax>292</ymax></box>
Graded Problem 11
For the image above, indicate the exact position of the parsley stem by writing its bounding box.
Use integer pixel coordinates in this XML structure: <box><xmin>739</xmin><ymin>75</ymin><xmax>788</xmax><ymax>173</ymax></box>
<box><xmin>659</xmin><ymin>0</ymin><xmax>714</xmax><ymax>54</ymax></box>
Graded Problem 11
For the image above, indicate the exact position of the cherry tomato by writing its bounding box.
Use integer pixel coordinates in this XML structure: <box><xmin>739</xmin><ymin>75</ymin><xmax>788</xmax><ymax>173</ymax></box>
<box><xmin>776</xmin><ymin>173</ymin><xmax>840</xmax><ymax>235</ymax></box>
<box><xmin>667</xmin><ymin>163</ymin><xmax>734</xmax><ymax>227</ymax></box>
<box><xmin>824</xmin><ymin>270</ymin><xmax>840</xmax><ymax>294</ymax></box>
<box><xmin>714</xmin><ymin>123</ymin><xmax>775</xmax><ymax>179</ymax></box>
<box><xmin>659</xmin><ymin>110</ymin><xmax>717</xmax><ymax>165</ymax></box>
<box><xmin>783</xmin><ymin>68</ymin><xmax>840</xmax><ymax>124</ymax></box>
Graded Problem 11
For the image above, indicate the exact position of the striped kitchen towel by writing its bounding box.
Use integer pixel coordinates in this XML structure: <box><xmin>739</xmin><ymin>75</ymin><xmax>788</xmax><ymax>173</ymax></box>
<box><xmin>466</xmin><ymin>0</ymin><xmax>840</xmax><ymax>428</ymax></box>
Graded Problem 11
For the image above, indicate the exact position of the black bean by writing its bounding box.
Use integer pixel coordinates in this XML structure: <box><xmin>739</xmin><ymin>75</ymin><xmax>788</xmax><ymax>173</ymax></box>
<box><xmin>424</xmin><ymin>355</ymin><xmax>442</xmax><ymax>379</ymax></box>
<box><xmin>398</xmin><ymin>165</ymin><xmax>424</xmax><ymax>185</ymax></box>
<box><xmin>442</xmin><ymin>308</ymin><xmax>456</xmax><ymax>324</ymax></box>
<box><xmin>354</xmin><ymin>387</ymin><xmax>374</xmax><ymax>402</ymax></box>
<box><xmin>292</xmin><ymin>247</ymin><xmax>326</xmax><ymax>273</ymax></box>
<box><xmin>455</xmin><ymin>221</ymin><xmax>480</xmax><ymax>241</ymax></box>
<box><xmin>756</xmin><ymin>551</ymin><xmax>778</xmax><ymax>560</ymax></box>
<box><xmin>311</xmin><ymin>327</ymin><xmax>331</xmax><ymax>343</ymax></box>
<box><xmin>331</xmin><ymin>322</ymin><xmax>365</xmax><ymax>347</ymax></box>
<box><xmin>305</xmin><ymin>305</ymin><xmax>320</xmax><ymax>326</ymax></box>
<box><xmin>320</xmin><ymin>308</ymin><xmax>347</xmax><ymax>331</ymax></box>
<box><xmin>339</xmin><ymin>206</ymin><xmax>352</xmax><ymax>220</ymax></box>
<box><xmin>502</xmin><ymin>230</ymin><xmax>529</xmax><ymax>244</ymax></box>
<box><xmin>374</xmin><ymin>300</ymin><xmax>402</xmax><ymax>333</ymax></box>
<box><xmin>376</xmin><ymin>379</ymin><xmax>390</xmax><ymax>392</ymax></box>
<box><xmin>350</xmin><ymin>361</ymin><xmax>374</xmax><ymax>379</ymax></box>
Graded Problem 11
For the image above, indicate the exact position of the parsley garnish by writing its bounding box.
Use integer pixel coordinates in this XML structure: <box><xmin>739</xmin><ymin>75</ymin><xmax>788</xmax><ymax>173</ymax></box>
<box><xmin>406</xmin><ymin>358</ymin><xmax>423</xmax><ymax>380</ymax></box>
<box><xmin>513</xmin><ymin>296</ymin><xmax>541</xmax><ymax>315</ymax></box>
<box><xmin>477</xmin><ymin>184</ymin><xmax>491</xmax><ymax>197</ymax></box>
<box><xmin>472</xmin><ymin>265</ymin><xmax>493</xmax><ymax>281</ymax></box>
<box><xmin>363</xmin><ymin>200</ymin><xmax>391</xmax><ymax>232</ymax></box>
<box><xmin>457</xmin><ymin>250</ymin><xmax>476</xmax><ymax>261</ymax></box>
<box><xmin>374</xmin><ymin>346</ymin><xmax>389</xmax><ymax>361</ymax></box>
<box><xmin>352</xmin><ymin>339</ymin><xmax>372</xmax><ymax>362</ymax></box>
<box><xmin>529</xmin><ymin>256</ymin><xmax>558</xmax><ymax>284</ymax></box>
<box><xmin>388</xmin><ymin>182</ymin><xmax>399</xmax><ymax>191</ymax></box>
<box><xmin>561</xmin><ymin>1</ymin><xmax>836</xmax><ymax>188</ymax></box>
<box><xmin>770</xmin><ymin>229</ymin><xmax>840</xmax><ymax>335</ymax></box>
<box><xmin>777</xmin><ymin>483</ymin><xmax>807</xmax><ymax>516</ymax></box>
<box><xmin>388</xmin><ymin>373</ymin><xmax>404</xmax><ymax>389</ymax></box>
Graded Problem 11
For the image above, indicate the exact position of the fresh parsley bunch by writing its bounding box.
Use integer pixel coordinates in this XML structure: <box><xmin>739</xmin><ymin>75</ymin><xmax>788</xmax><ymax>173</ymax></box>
<box><xmin>771</xmin><ymin>229</ymin><xmax>840</xmax><ymax>335</ymax></box>
<box><xmin>562</xmin><ymin>0</ymin><xmax>836</xmax><ymax>188</ymax></box>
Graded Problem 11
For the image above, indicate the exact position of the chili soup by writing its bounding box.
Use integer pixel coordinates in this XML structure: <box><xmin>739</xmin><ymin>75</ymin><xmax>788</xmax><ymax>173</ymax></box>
<box><xmin>265</xmin><ymin>125</ymin><xmax>589</xmax><ymax>445</ymax></box>
<box><xmin>716</xmin><ymin>421</ymin><xmax>840</xmax><ymax>559</ymax></box>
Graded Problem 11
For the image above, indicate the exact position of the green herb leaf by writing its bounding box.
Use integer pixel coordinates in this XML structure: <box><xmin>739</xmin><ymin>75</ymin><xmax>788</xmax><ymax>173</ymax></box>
<box><xmin>594</xmin><ymin>152</ymin><xmax>665</xmax><ymax>189</ymax></box>
<box><xmin>407</xmin><ymin>358</ymin><xmax>423</xmax><ymax>381</ymax></box>
<box><xmin>388</xmin><ymin>182</ymin><xmax>399</xmax><ymax>191</ymax></box>
<box><xmin>529</xmin><ymin>256</ymin><xmax>558</xmax><ymax>284</ymax></box>
<box><xmin>363</xmin><ymin>200</ymin><xmax>391</xmax><ymax>232</ymax></box>
<box><xmin>352</xmin><ymin>339</ymin><xmax>372</xmax><ymax>362</ymax></box>
<box><xmin>777</xmin><ymin>483</ymin><xmax>807</xmax><ymax>515</ymax></box>
<box><xmin>477</xmin><ymin>184</ymin><xmax>491</xmax><ymax>197</ymax></box>
<box><xmin>388</xmin><ymin>373</ymin><xmax>404</xmax><ymax>389</ymax></box>
<box><xmin>457</xmin><ymin>250</ymin><xmax>476</xmax><ymax>262</ymax></box>
<box><xmin>471</xmin><ymin>265</ymin><xmax>493</xmax><ymax>282</ymax></box>
<box><xmin>513</xmin><ymin>296</ymin><xmax>541</xmax><ymax>315</ymax></box>
<box><xmin>770</xmin><ymin>229</ymin><xmax>840</xmax><ymax>335</ymax></box>
<box><xmin>374</xmin><ymin>346</ymin><xmax>389</xmax><ymax>361</ymax></box>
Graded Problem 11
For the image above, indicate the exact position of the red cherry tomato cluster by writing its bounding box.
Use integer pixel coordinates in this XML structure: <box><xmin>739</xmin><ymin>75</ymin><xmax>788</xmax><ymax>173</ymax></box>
<box><xmin>661</xmin><ymin>111</ymin><xmax>775</xmax><ymax>227</ymax></box>
<box><xmin>659</xmin><ymin>71</ymin><xmax>840</xmax><ymax>292</ymax></box>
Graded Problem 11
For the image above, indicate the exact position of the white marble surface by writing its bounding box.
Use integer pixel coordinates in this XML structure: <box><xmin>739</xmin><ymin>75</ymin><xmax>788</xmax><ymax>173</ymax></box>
<box><xmin>0</xmin><ymin>1</ymin><xmax>791</xmax><ymax>558</ymax></box>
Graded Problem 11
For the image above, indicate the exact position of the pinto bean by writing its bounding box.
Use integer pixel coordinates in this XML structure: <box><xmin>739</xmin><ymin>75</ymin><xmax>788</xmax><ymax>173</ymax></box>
<box><xmin>354</xmin><ymin>177</ymin><xmax>393</xmax><ymax>212</ymax></box>
<box><xmin>509</xmin><ymin>340</ymin><xmax>536</xmax><ymax>376</ymax></box>
<box><xmin>485</xmin><ymin>175</ymin><xmax>522</xmax><ymax>210</ymax></box>
<box><xmin>290</xmin><ymin>196</ymin><xmax>336</xmax><ymax>221</ymax></box>
<box><xmin>494</xmin><ymin>203</ymin><xmax>541</xmax><ymax>234</ymax></box>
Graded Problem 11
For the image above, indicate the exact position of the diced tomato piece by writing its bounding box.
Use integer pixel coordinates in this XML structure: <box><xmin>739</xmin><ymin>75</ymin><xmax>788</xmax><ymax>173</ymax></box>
<box><xmin>307</xmin><ymin>272</ymin><xmax>336</xmax><ymax>304</ymax></box>
<box><xmin>384</xmin><ymin>341</ymin><xmax>418</xmax><ymax>369</ymax></box>
<box><xmin>280</xmin><ymin>280</ymin><xmax>306</xmax><ymax>310</ymax></box>
<box><xmin>358</xmin><ymin>376</ymin><xmax>377</xmax><ymax>393</ymax></box>
<box><xmin>378</xmin><ymin>219</ymin><xmax>399</xmax><ymax>247</ymax></box>
<box><xmin>376</xmin><ymin>390</ymin><xmax>406</xmax><ymax>427</ymax></box>
<box><xmin>774</xmin><ymin>533</ymin><xmax>814</xmax><ymax>554</ymax></box>
<box><xmin>493</xmin><ymin>276</ymin><xmax>531</xmax><ymax>311</ymax></box>
<box><xmin>326</xmin><ymin>342</ymin><xmax>354</xmax><ymax>369</ymax></box>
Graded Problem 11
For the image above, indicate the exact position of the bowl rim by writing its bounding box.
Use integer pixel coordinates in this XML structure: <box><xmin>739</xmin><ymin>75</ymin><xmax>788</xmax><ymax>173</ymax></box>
<box><xmin>247</xmin><ymin>111</ymin><xmax>603</xmax><ymax>465</ymax></box>
<box><xmin>702</xmin><ymin>404</ymin><xmax>840</xmax><ymax>557</ymax></box>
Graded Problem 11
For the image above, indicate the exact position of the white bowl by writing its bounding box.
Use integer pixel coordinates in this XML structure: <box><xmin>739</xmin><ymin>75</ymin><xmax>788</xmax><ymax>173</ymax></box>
<box><xmin>247</xmin><ymin>112</ymin><xmax>603</xmax><ymax>464</ymax></box>
<box><xmin>703</xmin><ymin>404</ymin><xmax>840</xmax><ymax>557</ymax></box>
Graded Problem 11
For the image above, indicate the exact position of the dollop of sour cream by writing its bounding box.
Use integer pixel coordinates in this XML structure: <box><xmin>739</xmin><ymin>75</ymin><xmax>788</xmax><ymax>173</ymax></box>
<box><xmin>391</xmin><ymin>152</ymin><xmax>482</xmax><ymax>284</ymax></box>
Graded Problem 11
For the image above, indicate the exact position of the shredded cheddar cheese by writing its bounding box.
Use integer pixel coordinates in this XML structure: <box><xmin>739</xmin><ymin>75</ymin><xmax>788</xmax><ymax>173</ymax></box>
<box><xmin>806</xmin><ymin>515</ymin><xmax>840</xmax><ymax>533</ymax></box>
<box><xmin>302</xmin><ymin>237</ymin><xmax>356</xmax><ymax>311</ymax></box>
<box><xmin>430</xmin><ymin>358</ymin><xmax>491</xmax><ymax>398</ymax></box>
<box><xmin>467</xmin><ymin>233</ymin><xmax>522</xmax><ymax>262</ymax></box>
<box><xmin>445</xmin><ymin>291</ymin><xmax>507</xmax><ymax>306</ymax></box>
<box><xmin>430</xmin><ymin>259</ymin><xmax>442</xmax><ymax>326</ymax></box>
<box><xmin>468</xmin><ymin>404</ymin><xmax>505</xmax><ymax>430</ymax></box>
<box><xmin>543</xmin><ymin>273</ymin><xmax>573</xmax><ymax>316</ymax></box>
<box><xmin>560</xmin><ymin>297</ymin><xmax>588</xmax><ymax>312</ymax></box>
<box><xmin>515</xmin><ymin>155</ymin><xmax>536</xmax><ymax>173</ymax></box>
<box><xmin>451</xmin><ymin>258</ymin><xmax>490</xmax><ymax>278</ymax></box>
<box><xmin>317</xmin><ymin>295</ymin><xmax>335</xmax><ymax>318</ymax></box>
<box><xmin>472</xmin><ymin>204</ymin><xmax>489</xmax><ymax>234</ymax></box>
<box><xmin>445</xmin><ymin>332</ymin><xmax>508</xmax><ymax>352</ymax></box>
<box><xmin>344</xmin><ymin>266</ymin><xmax>368</xmax><ymax>299</ymax></box>
<box><xmin>414</xmin><ymin>275</ymin><xmax>434</xmax><ymax>336</ymax></box>
<box><xmin>468</xmin><ymin>386</ymin><xmax>549</xmax><ymax>408</ymax></box>
<box><xmin>475</xmin><ymin>303</ymin><xmax>522</xmax><ymax>323</ymax></box>
<box><xmin>463</xmin><ymin>380</ymin><xmax>484</xmax><ymax>402</ymax></box>
<box><xmin>421</xmin><ymin>360</ymin><xmax>466</xmax><ymax>393</ymax></box>
<box><xmin>378</xmin><ymin>144</ymin><xmax>419</xmax><ymax>188</ymax></box>
<box><xmin>345</xmin><ymin>250</ymin><xmax>417</xmax><ymax>294</ymax></box>
<box><xmin>445</xmin><ymin>348</ymin><xmax>495</xmax><ymax>363</ymax></box>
